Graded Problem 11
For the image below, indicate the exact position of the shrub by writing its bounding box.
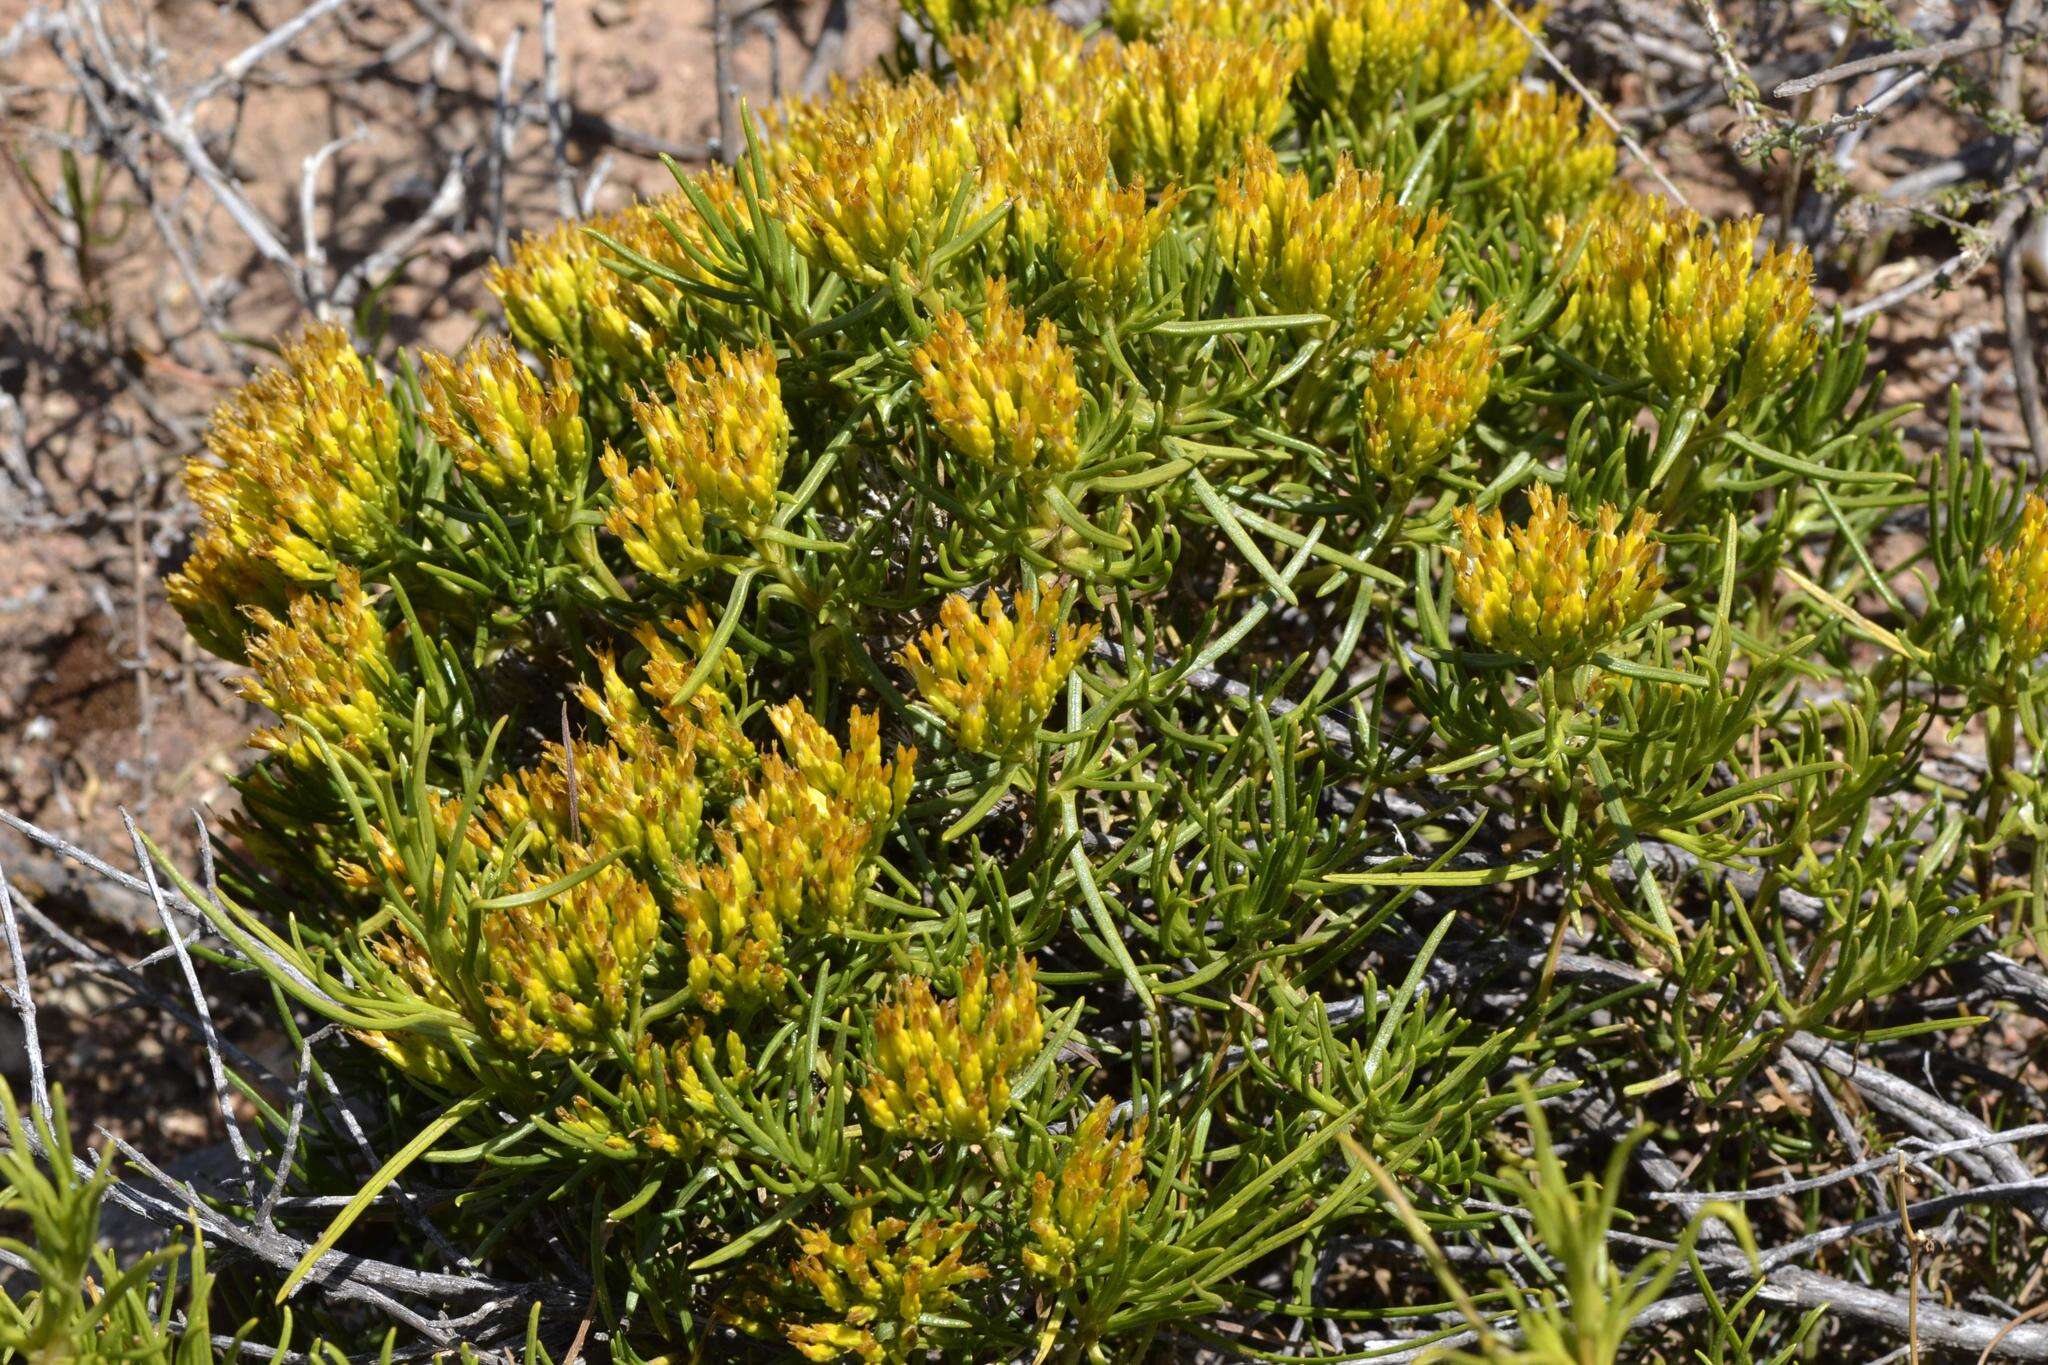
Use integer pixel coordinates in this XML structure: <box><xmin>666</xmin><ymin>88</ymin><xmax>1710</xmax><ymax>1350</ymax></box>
<box><xmin>22</xmin><ymin>0</ymin><xmax>2047</xmax><ymax>1359</ymax></box>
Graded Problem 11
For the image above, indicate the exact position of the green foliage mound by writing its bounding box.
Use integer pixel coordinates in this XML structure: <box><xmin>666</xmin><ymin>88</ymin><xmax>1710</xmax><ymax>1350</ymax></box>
<box><xmin>12</xmin><ymin>0</ymin><xmax>2048</xmax><ymax>1360</ymax></box>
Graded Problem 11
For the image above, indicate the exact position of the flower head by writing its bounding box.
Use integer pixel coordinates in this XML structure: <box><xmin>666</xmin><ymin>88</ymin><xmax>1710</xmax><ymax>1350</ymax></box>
<box><xmin>913</xmin><ymin>279</ymin><xmax>1083</xmax><ymax>485</ymax></box>
<box><xmin>601</xmin><ymin>344</ymin><xmax>787</xmax><ymax>582</ymax></box>
<box><xmin>483</xmin><ymin>727</ymin><xmax>706</xmax><ymax>876</ymax></box>
<box><xmin>237</xmin><ymin>570</ymin><xmax>396</xmax><ymax>769</ymax></box>
<box><xmin>1108</xmin><ymin>0</ymin><xmax>1280</xmax><ymax>41</ymax></box>
<box><xmin>1453</xmin><ymin>485</ymin><xmax>1663</xmax><ymax>667</ymax></box>
<box><xmin>1357</xmin><ymin>306</ymin><xmax>1500</xmax><ymax>483</ymax></box>
<box><xmin>356</xmin><ymin>937</ymin><xmax>467</xmax><ymax>1086</ymax></box>
<box><xmin>560</xmin><ymin>1027</ymin><xmax>749</xmax><ymax>1157</ymax></box>
<box><xmin>1100</xmin><ymin>31</ymin><xmax>1299</xmax><ymax>184</ymax></box>
<box><xmin>898</xmin><ymin>587</ymin><xmax>1097</xmax><ymax>757</ymax></box>
<box><xmin>420</xmin><ymin>339</ymin><xmax>591</xmax><ymax>514</ymax></box>
<box><xmin>585</xmin><ymin>608</ymin><xmax>758</xmax><ymax>790</ymax></box>
<box><xmin>487</xmin><ymin>173</ymin><xmax>745</xmax><ymax>433</ymax></box>
<box><xmin>779</xmin><ymin>76</ymin><xmax>981</xmax><ymax>284</ymax></box>
<box><xmin>768</xmin><ymin>700</ymin><xmax>916</xmax><ymax>830</ymax></box>
<box><xmin>1023</xmin><ymin>1099</ymin><xmax>1150</xmax><ymax>1288</ymax></box>
<box><xmin>900</xmin><ymin>0</ymin><xmax>1037</xmax><ymax>42</ymax></box>
<box><xmin>1988</xmin><ymin>494</ymin><xmax>2048</xmax><ymax>664</ymax></box>
<box><xmin>169</xmin><ymin>534</ymin><xmax>297</xmax><ymax>666</ymax></box>
<box><xmin>674</xmin><ymin>703</ymin><xmax>911</xmax><ymax>1015</ymax></box>
<box><xmin>951</xmin><ymin>10</ymin><xmax>1092</xmax><ymax>127</ymax></box>
<box><xmin>169</xmin><ymin>325</ymin><xmax>403</xmax><ymax>658</ymax></box>
<box><xmin>777</xmin><ymin>1210</ymin><xmax>987</xmax><ymax>1363</ymax></box>
<box><xmin>480</xmin><ymin>860</ymin><xmax>661</xmax><ymax>1055</ymax></box>
<box><xmin>1565</xmin><ymin>189</ymin><xmax>1817</xmax><ymax>407</ymax></box>
<box><xmin>979</xmin><ymin>115</ymin><xmax>1178</xmax><ymax>310</ymax></box>
<box><xmin>860</xmin><ymin>950</ymin><xmax>1043</xmax><ymax>1142</ymax></box>
<box><xmin>1467</xmin><ymin>85</ymin><xmax>1616</xmax><ymax>222</ymax></box>
<box><xmin>1289</xmin><ymin>0</ymin><xmax>1538</xmax><ymax>121</ymax></box>
<box><xmin>1216</xmin><ymin>142</ymin><xmax>1447</xmax><ymax>348</ymax></box>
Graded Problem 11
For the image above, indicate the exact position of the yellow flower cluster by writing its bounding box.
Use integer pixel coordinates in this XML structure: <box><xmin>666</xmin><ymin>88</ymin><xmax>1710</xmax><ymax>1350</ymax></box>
<box><xmin>168</xmin><ymin>325</ymin><xmax>402</xmax><ymax>658</ymax></box>
<box><xmin>356</xmin><ymin>937</ymin><xmax>467</xmax><ymax>1087</ymax></box>
<box><xmin>950</xmin><ymin>11</ymin><xmax>1090</xmax><ymax>126</ymax></box>
<box><xmin>560</xmin><ymin>1027</ymin><xmax>749</xmax><ymax>1157</ymax></box>
<box><xmin>1467</xmin><ymin>85</ymin><xmax>1615</xmax><ymax>222</ymax></box>
<box><xmin>778</xmin><ymin>76</ymin><xmax>981</xmax><ymax>284</ymax></box>
<box><xmin>480</xmin><ymin>860</ymin><xmax>660</xmax><ymax>1055</ymax></box>
<box><xmin>780</xmin><ymin>1210</ymin><xmax>987</xmax><ymax>1363</ymax></box>
<box><xmin>860</xmin><ymin>950</ymin><xmax>1043</xmax><ymax>1142</ymax></box>
<box><xmin>1108</xmin><ymin>0</ymin><xmax>1280</xmax><ymax>41</ymax></box>
<box><xmin>1988</xmin><ymin>494</ymin><xmax>2048</xmax><ymax>664</ymax></box>
<box><xmin>487</xmin><ymin>170</ymin><xmax>743</xmax><ymax>430</ymax></box>
<box><xmin>1357</xmin><ymin>306</ymin><xmax>1500</xmax><ymax>483</ymax></box>
<box><xmin>1023</xmin><ymin>1099</ymin><xmax>1150</xmax><ymax>1288</ymax></box>
<box><xmin>979</xmin><ymin>116</ymin><xmax>1179</xmax><ymax>311</ymax></box>
<box><xmin>420</xmin><ymin>339</ymin><xmax>591</xmax><ymax>514</ymax></box>
<box><xmin>898</xmin><ymin>587</ymin><xmax>1097</xmax><ymax>757</ymax></box>
<box><xmin>571</xmin><ymin>607</ymin><xmax>757</xmax><ymax>792</ymax></box>
<box><xmin>483</xmin><ymin>727</ymin><xmax>707</xmax><ymax>875</ymax></box>
<box><xmin>901</xmin><ymin>0</ymin><xmax>1035</xmax><ymax>41</ymax></box>
<box><xmin>1289</xmin><ymin>0</ymin><xmax>1537</xmax><ymax>120</ymax></box>
<box><xmin>1100</xmin><ymin>31</ymin><xmax>1299</xmax><ymax>184</ymax></box>
<box><xmin>1565</xmin><ymin>190</ymin><xmax>1818</xmax><ymax>407</ymax></box>
<box><xmin>236</xmin><ymin>570</ymin><xmax>395</xmax><ymax>769</ymax></box>
<box><xmin>1216</xmin><ymin>143</ymin><xmax>1447</xmax><ymax>348</ymax></box>
<box><xmin>602</xmin><ymin>345</ymin><xmax>788</xmax><ymax>583</ymax></box>
<box><xmin>674</xmin><ymin>703</ymin><xmax>912</xmax><ymax>1015</ymax></box>
<box><xmin>913</xmin><ymin>279</ymin><xmax>1083</xmax><ymax>485</ymax></box>
<box><xmin>1453</xmin><ymin>486</ymin><xmax>1664</xmax><ymax>668</ymax></box>
<box><xmin>630</xmin><ymin>611</ymin><xmax>759</xmax><ymax>787</ymax></box>
<box><xmin>769</xmin><ymin>702</ymin><xmax>917</xmax><ymax>830</ymax></box>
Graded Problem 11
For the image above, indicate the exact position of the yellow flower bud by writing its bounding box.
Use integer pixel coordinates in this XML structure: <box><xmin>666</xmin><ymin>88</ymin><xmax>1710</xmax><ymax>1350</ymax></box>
<box><xmin>777</xmin><ymin>1209</ymin><xmax>986</xmax><ymax>1363</ymax></box>
<box><xmin>480</xmin><ymin>860</ymin><xmax>661</xmax><ymax>1055</ymax></box>
<box><xmin>900</xmin><ymin>0</ymin><xmax>1036</xmax><ymax>41</ymax></box>
<box><xmin>1023</xmin><ymin>1098</ymin><xmax>1149</xmax><ymax>1287</ymax></box>
<box><xmin>168</xmin><ymin>325</ymin><xmax>402</xmax><ymax>658</ymax></box>
<box><xmin>602</xmin><ymin>344</ymin><xmax>787</xmax><ymax>582</ymax></box>
<box><xmin>420</xmin><ymin>339</ymin><xmax>591</xmax><ymax>514</ymax></box>
<box><xmin>1357</xmin><ymin>305</ymin><xmax>1500</xmax><ymax>483</ymax></box>
<box><xmin>768</xmin><ymin>700</ymin><xmax>916</xmax><ymax>829</ymax></box>
<box><xmin>898</xmin><ymin>587</ymin><xmax>1097</xmax><ymax>757</ymax></box>
<box><xmin>1107</xmin><ymin>0</ymin><xmax>1279</xmax><ymax>41</ymax></box>
<box><xmin>913</xmin><ymin>278</ymin><xmax>1083</xmax><ymax>485</ymax></box>
<box><xmin>951</xmin><ymin>10</ymin><xmax>1091</xmax><ymax>128</ymax></box>
<box><xmin>1452</xmin><ymin>485</ymin><xmax>1664</xmax><ymax>667</ymax></box>
<box><xmin>978</xmin><ymin>115</ymin><xmax>1179</xmax><ymax>311</ymax></box>
<box><xmin>1467</xmin><ymin>84</ymin><xmax>1616</xmax><ymax>221</ymax></box>
<box><xmin>355</xmin><ymin>936</ymin><xmax>467</xmax><ymax>1088</ymax></box>
<box><xmin>600</xmin><ymin>457</ymin><xmax>709</xmax><ymax>584</ymax></box>
<box><xmin>236</xmin><ymin>569</ymin><xmax>395</xmax><ymax>769</ymax></box>
<box><xmin>1289</xmin><ymin>0</ymin><xmax>1539</xmax><ymax>121</ymax></box>
<box><xmin>483</xmin><ymin>727</ymin><xmax>706</xmax><ymax>877</ymax></box>
<box><xmin>168</xmin><ymin>533</ymin><xmax>295</xmax><ymax>665</ymax></box>
<box><xmin>778</xmin><ymin>76</ymin><xmax>982</xmax><ymax>284</ymax></box>
<box><xmin>622</xmin><ymin>608</ymin><xmax>758</xmax><ymax>789</ymax></box>
<box><xmin>674</xmin><ymin>703</ymin><xmax>912</xmax><ymax>1015</ymax></box>
<box><xmin>860</xmin><ymin>950</ymin><xmax>1043</xmax><ymax>1142</ymax></box>
<box><xmin>1099</xmin><ymin>31</ymin><xmax>1299</xmax><ymax>184</ymax></box>
<box><xmin>487</xmin><ymin>168</ymin><xmax>744</xmax><ymax>431</ymax></box>
<box><xmin>648</xmin><ymin>344</ymin><xmax>789</xmax><ymax>525</ymax></box>
<box><xmin>1564</xmin><ymin>189</ymin><xmax>1817</xmax><ymax>408</ymax></box>
<box><xmin>559</xmin><ymin>1027</ymin><xmax>749</xmax><ymax>1157</ymax></box>
<box><xmin>1215</xmin><ymin>142</ymin><xmax>1447</xmax><ymax>349</ymax></box>
<box><xmin>1989</xmin><ymin>494</ymin><xmax>2048</xmax><ymax>664</ymax></box>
